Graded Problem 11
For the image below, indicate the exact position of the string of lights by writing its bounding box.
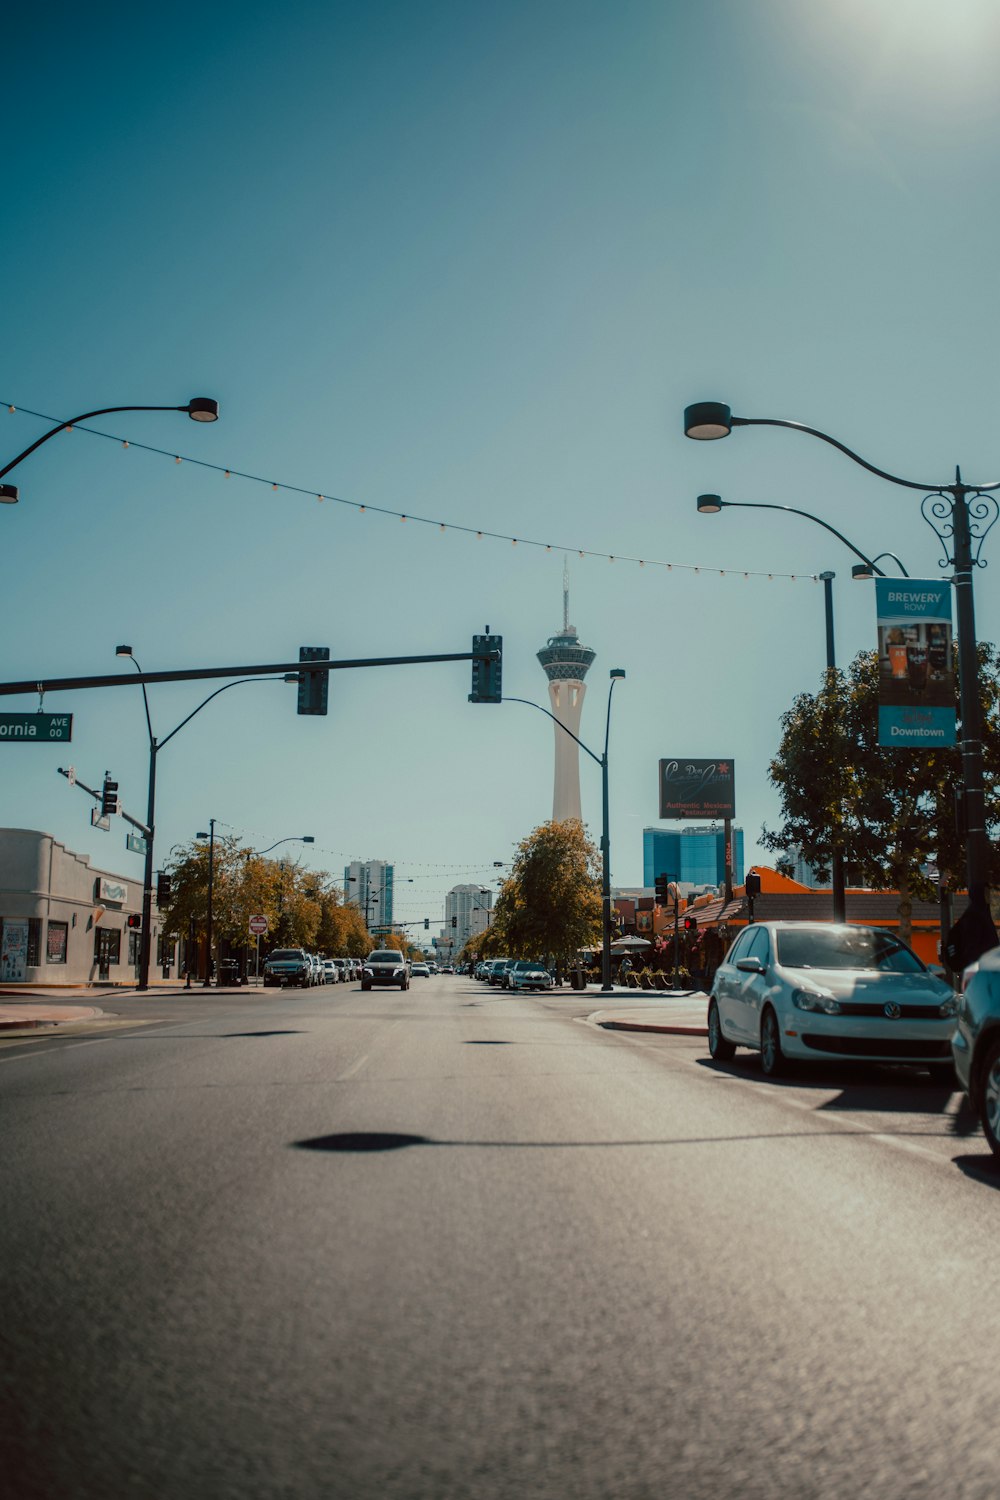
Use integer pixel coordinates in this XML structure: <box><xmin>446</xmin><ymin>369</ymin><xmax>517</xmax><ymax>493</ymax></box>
<box><xmin>4</xmin><ymin>401</ymin><xmax>817</xmax><ymax>584</ymax></box>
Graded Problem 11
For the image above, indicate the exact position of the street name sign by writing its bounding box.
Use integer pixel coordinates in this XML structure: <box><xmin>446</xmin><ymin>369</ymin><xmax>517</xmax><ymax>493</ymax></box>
<box><xmin>249</xmin><ymin>915</ymin><xmax>269</xmax><ymax>936</ymax></box>
<box><xmin>0</xmin><ymin>712</ymin><xmax>73</xmax><ymax>743</ymax></box>
<box><xmin>126</xmin><ymin>834</ymin><xmax>148</xmax><ymax>855</ymax></box>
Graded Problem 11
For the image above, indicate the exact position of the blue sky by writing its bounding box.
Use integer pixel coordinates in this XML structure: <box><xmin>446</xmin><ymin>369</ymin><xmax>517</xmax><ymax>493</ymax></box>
<box><xmin>5</xmin><ymin>0</ymin><xmax>1000</xmax><ymax>927</ymax></box>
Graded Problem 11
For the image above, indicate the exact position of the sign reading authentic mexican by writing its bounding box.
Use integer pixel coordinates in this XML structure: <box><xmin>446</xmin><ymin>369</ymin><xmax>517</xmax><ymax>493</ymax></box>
<box><xmin>875</xmin><ymin>578</ymin><xmax>956</xmax><ymax>747</ymax></box>
<box><xmin>658</xmin><ymin>758</ymin><xmax>735</xmax><ymax>819</ymax></box>
<box><xmin>0</xmin><ymin>713</ymin><xmax>73</xmax><ymax>743</ymax></box>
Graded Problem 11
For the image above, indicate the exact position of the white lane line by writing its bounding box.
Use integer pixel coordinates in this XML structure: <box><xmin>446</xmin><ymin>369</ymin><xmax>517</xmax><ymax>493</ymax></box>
<box><xmin>337</xmin><ymin>1053</ymin><xmax>369</xmax><ymax>1080</ymax></box>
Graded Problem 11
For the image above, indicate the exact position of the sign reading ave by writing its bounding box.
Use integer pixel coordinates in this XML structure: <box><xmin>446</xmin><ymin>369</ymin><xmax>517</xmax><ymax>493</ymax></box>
<box><xmin>0</xmin><ymin>713</ymin><xmax>73</xmax><ymax>743</ymax></box>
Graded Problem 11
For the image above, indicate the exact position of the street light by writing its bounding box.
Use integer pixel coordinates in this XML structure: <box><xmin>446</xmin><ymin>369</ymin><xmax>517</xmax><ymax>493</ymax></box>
<box><xmin>116</xmin><ymin>645</ymin><xmax>295</xmax><ymax>991</ymax></box>
<box><xmin>247</xmin><ymin>837</ymin><xmax>314</xmax><ymax>857</ymax></box>
<box><xmin>506</xmin><ymin>668</ymin><xmax>626</xmax><ymax>993</ymax></box>
<box><xmin>196</xmin><ymin>821</ymin><xmax>216</xmax><ymax>986</ymax></box>
<box><xmin>686</xmin><ymin>399</ymin><xmax>999</xmax><ymax>959</ymax></box>
<box><xmin>1</xmin><ymin>397</ymin><xmax>218</xmax><ymax>504</ymax></box>
<box><xmin>694</xmin><ymin>496</ymin><xmax>913</xmax><ymax>922</ymax></box>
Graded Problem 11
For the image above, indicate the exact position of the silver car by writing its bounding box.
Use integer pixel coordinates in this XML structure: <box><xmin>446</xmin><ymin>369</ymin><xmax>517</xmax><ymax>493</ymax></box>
<box><xmin>507</xmin><ymin>960</ymin><xmax>554</xmax><ymax>992</ymax></box>
<box><xmin>952</xmin><ymin>946</ymin><xmax>1000</xmax><ymax>1155</ymax></box>
<box><xmin>708</xmin><ymin>922</ymin><xmax>959</xmax><ymax>1080</ymax></box>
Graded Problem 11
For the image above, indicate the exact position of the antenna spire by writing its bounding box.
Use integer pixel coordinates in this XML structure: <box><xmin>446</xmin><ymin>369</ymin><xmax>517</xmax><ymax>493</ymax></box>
<box><xmin>563</xmin><ymin>556</ymin><xmax>569</xmax><ymax>632</ymax></box>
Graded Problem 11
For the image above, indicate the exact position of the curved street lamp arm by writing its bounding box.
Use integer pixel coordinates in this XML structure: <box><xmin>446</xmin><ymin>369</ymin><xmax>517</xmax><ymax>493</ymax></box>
<box><xmin>718</xmin><ymin>499</ymin><xmax>891</xmax><ymax>575</ymax></box>
<box><xmin>123</xmin><ymin>655</ymin><xmax>155</xmax><ymax>745</ymax></box>
<box><xmin>603</xmin><ymin>676</ymin><xmax>622</xmax><ymax>763</ymax></box>
<box><xmin>867</xmin><ymin>551</ymin><xmax>910</xmax><ymax>578</ymax></box>
<box><xmin>734</xmin><ymin>416</ymin><xmax>947</xmax><ymax>493</ymax></box>
<box><xmin>158</xmin><ymin>676</ymin><xmax>289</xmax><ymax>752</ymax></box>
<box><xmin>0</xmin><ymin>404</ymin><xmax>191</xmax><ymax>480</ymax></box>
<box><xmin>503</xmin><ymin>696</ymin><xmax>602</xmax><ymax>767</ymax></box>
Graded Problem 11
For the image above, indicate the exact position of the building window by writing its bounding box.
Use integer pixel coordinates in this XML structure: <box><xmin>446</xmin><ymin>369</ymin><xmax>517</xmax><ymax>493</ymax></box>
<box><xmin>26</xmin><ymin>918</ymin><xmax>42</xmax><ymax>967</ymax></box>
<box><xmin>94</xmin><ymin>928</ymin><xmax>121</xmax><ymax>965</ymax></box>
<box><xmin>157</xmin><ymin>936</ymin><xmax>176</xmax><ymax>967</ymax></box>
<box><xmin>46</xmin><ymin>922</ymin><xmax>68</xmax><ymax>964</ymax></box>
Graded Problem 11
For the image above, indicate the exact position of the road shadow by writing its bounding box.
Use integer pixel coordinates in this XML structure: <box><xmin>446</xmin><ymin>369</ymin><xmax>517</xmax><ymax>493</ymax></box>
<box><xmin>954</xmin><ymin>1153</ymin><xmax>1000</xmax><ymax>1189</ymax></box>
<box><xmin>296</xmin><ymin>1132</ymin><xmax>431</xmax><ymax>1152</ymax></box>
<box><xmin>464</xmin><ymin>1039</ymin><xmax>512</xmax><ymax>1046</ymax></box>
<box><xmin>292</xmin><ymin>1128</ymin><xmax>923</xmax><ymax>1153</ymax></box>
<box><xmin>695</xmin><ymin>1054</ymin><xmax>978</xmax><ymax>1132</ymax></box>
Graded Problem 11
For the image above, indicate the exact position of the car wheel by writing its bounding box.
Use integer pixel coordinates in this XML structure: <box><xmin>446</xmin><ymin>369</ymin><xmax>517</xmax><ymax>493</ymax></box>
<box><xmin>707</xmin><ymin>999</ymin><xmax>736</xmax><ymax>1062</ymax></box>
<box><xmin>978</xmin><ymin>1036</ymin><xmax>1000</xmax><ymax>1157</ymax></box>
<box><xmin>759</xmin><ymin>1006</ymin><xmax>786</xmax><ymax>1077</ymax></box>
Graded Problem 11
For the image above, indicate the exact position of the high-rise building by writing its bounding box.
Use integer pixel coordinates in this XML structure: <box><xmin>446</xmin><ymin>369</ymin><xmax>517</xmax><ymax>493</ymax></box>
<box><xmin>642</xmin><ymin>826</ymin><xmax>745</xmax><ymax>890</ymax></box>
<box><xmin>344</xmin><ymin>859</ymin><xmax>394</xmax><ymax>930</ymax></box>
<box><xmin>444</xmin><ymin>884</ymin><xmax>493</xmax><ymax>950</ymax></box>
<box><xmin>536</xmin><ymin>562</ymin><xmax>595</xmax><ymax>824</ymax></box>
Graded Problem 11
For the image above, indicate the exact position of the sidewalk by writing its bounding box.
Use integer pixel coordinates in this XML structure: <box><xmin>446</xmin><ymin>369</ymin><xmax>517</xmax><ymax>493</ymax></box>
<box><xmin>584</xmin><ymin>987</ymin><xmax>709</xmax><ymax>1036</ymax></box>
<box><xmin>0</xmin><ymin>981</ymin><xmax>257</xmax><ymax>1032</ymax></box>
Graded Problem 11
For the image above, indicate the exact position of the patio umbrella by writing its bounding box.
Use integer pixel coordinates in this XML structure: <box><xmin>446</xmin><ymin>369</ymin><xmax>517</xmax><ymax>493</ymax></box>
<box><xmin>611</xmin><ymin>936</ymin><xmax>652</xmax><ymax>951</ymax></box>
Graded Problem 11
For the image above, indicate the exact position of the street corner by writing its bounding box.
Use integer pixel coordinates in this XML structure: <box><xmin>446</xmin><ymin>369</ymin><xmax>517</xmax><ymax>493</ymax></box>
<box><xmin>586</xmin><ymin>1003</ymin><xmax>709</xmax><ymax>1037</ymax></box>
<box><xmin>0</xmin><ymin>1002</ymin><xmax>106</xmax><ymax>1032</ymax></box>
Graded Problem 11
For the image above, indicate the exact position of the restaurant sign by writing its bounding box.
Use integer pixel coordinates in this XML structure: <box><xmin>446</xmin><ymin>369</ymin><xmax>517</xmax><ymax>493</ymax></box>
<box><xmin>658</xmin><ymin>758</ymin><xmax>735</xmax><ymax>819</ymax></box>
<box><xmin>875</xmin><ymin>578</ymin><xmax>956</xmax><ymax>747</ymax></box>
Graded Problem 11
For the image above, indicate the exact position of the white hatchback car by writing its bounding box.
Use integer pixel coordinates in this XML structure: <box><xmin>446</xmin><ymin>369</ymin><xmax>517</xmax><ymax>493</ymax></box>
<box><xmin>708</xmin><ymin>922</ymin><xmax>959</xmax><ymax>1080</ymax></box>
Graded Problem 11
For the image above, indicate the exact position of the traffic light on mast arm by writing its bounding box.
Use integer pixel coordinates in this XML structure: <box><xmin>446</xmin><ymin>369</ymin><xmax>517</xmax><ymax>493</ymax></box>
<box><xmin>101</xmin><ymin>776</ymin><xmax>120</xmax><ymax>818</ymax></box>
<box><xmin>654</xmin><ymin>874</ymin><xmax>671</xmax><ymax>907</ymax></box>
<box><xmin>297</xmin><ymin>646</ymin><xmax>330</xmax><ymax>716</ymax></box>
<box><xmin>469</xmin><ymin>632</ymin><xmax>502</xmax><ymax>703</ymax></box>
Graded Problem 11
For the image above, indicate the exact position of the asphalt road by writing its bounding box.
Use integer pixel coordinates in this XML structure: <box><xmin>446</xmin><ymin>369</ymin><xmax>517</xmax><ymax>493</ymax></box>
<box><xmin>3</xmin><ymin>973</ymin><xmax>1000</xmax><ymax>1499</ymax></box>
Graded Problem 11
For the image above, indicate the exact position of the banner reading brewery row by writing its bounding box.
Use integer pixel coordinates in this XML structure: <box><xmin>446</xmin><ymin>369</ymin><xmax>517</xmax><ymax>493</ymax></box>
<box><xmin>658</xmin><ymin>759</ymin><xmax>735</xmax><ymax>820</ymax></box>
<box><xmin>875</xmin><ymin>578</ymin><xmax>956</xmax><ymax>748</ymax></box>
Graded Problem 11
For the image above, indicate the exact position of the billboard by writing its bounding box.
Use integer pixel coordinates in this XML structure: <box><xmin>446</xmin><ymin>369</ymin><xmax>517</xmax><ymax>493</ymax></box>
<box><xmin>875</xmin><ymin>578</ymin><xmax>956</xmax><ymax>747</ymax></box>
<box><xmin>658</xmin><ymin>759</ymin><xmax>735</xmax><ymax>819</ymax></box>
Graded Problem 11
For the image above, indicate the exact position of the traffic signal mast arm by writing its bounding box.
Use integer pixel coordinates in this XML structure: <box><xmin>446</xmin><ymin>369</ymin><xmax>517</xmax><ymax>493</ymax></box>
<box><xmin>57</xmin><ymin>766</ymin><xmax>150</xmax><ymax>837</ymax></box>
<box><xmin>0</xmin><ymin>644</ymin><xmax>501</xmax><ymax>700</ymax></box>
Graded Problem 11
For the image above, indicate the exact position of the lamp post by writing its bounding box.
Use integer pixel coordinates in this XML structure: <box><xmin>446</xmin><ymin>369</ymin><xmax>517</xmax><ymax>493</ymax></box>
<box><xmin>116</xmin><ymin>646</ymin><xmax>295</xmax><ymax>991</ymax></box>
<box><xmin>0</xmin><ymin>397</ymin><xmax>218</xmax><ymax>504</ymax></box>
<box><xmin>694</xmin><ymin>495</ymin><xmax>910</xmax><ymax>923</ymax></box>
<box><xmin>506</xmin><ymin>668</ymin><xmax>626</xmax><ymax>992</ymax></box>
<box><xmin>196</xmin><ymin>820</ymin><xmax>216</xmax><ymax>986</ymax></box>
<box><xmin>686</xmin><ymin>400</ymin><xmax>999</xmax><ymax>953</ymax></box>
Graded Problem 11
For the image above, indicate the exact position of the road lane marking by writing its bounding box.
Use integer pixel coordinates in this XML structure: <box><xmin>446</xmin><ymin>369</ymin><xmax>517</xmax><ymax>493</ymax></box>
<box><xmin>337</xmin><ymin>1053</ymin><xmax>369</xmax><ymax>1080</ymax></box>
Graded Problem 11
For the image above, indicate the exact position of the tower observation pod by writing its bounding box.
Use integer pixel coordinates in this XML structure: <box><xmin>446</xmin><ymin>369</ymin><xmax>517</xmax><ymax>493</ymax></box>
<box><xmin>536</xmin><ymin>564</ymin><xmax>596</xmax><ymax>824</ymax></box>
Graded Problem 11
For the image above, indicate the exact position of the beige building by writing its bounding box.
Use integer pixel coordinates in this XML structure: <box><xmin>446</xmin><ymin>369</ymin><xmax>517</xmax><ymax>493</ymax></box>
<box><xmin>0</xmin><ymin>828</ymin><xmax>179</xmax><ymax>987</ymax></box>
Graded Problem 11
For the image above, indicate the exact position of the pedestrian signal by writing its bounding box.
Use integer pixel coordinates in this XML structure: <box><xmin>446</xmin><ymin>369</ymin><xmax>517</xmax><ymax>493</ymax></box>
<box><xmin>684</xmin><ymin>915</ymin><xmax>697</xmax><ymax>933</ymax></box>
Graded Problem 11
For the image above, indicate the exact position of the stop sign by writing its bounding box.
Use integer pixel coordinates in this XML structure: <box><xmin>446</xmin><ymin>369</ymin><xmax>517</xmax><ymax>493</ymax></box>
<box><xmin>249</xmin><ymin>915</ymin><xmax>268</xmax><ymax>936</ymax></box>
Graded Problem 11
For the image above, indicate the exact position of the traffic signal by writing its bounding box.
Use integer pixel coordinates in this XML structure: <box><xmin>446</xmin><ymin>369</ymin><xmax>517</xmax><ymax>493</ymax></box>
<box><xmin>744</xmin><ymin>872</ymin><xmax>761</xmax><ymax>898</ymax></box>
<box><xmin>451</xmin><ymin>915</ymin><xmax>457</xmax><ymax>928</ymax></box>
<box><xmin>127</xmin><ymin>913</ymin><xmax>142</xmax><ymax>929</ymax></box>
<box><xmin>424</xmin><ymin>918</ymin><xmax>430</xmax><ymax>930</ymax></box>
<box><xmin>469</xmin><ymin>633</ymin><xmax>502</xmax><ymax>703</ymax></box>
<box><xmin>156</xmin><ymin>873</ymin><xmax>172</xmax><ymax>905</ymax></box>
<box><xmin>654</xmin><ymin>873</ymin><xmax>671</xmax><ymax>907</ymax></box>
<box><xmin>297</xmin><ymin>646</ymin><xmax>330</xmax><ymax>716</ymax></box>
<box><xmin>101</xmin><ymin>776</ymin><xmax>119</xmax><ymax>818</ymax></box>
<box><xmin>684</xmin><ymin>915</ymin><xmax>697</xmax><ymax>933</ymax></box>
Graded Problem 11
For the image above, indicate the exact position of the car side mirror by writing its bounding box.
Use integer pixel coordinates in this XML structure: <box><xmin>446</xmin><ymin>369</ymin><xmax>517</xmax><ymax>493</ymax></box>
<box><xmin>736</xmin><ymin>956</ymin><xmax>765</xmax><ymax>974</ymax></box>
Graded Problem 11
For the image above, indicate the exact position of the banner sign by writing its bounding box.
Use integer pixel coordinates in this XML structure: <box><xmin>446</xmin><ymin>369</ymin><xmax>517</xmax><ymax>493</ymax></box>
<box><xmin>1</xmin><ymin>919</ymin><xmax>29</xmax><ymax>981</ymax></box>
<box><xmin>97</xmin><ymin>877</ymin><xmax>128</xmax><ymax>903</ymax></box>
<box><xmin>876</xmin><ymin>578</ymin><xmax>956</xmax><ymax>747</ymax></box>
<box><xmin>658</xmin><ymin>758</ymin><xmax>735</xmax><ymax>819</ymax></box>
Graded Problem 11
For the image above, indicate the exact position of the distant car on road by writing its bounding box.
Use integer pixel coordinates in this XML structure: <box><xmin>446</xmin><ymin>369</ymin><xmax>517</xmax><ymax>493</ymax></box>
<box><xmin>410</xmin><ymin>962</ymin><xmax>430</xmax><ymax>978</ymax></box>
<box><xmin>362</xmin><ymin>950</ymin><xmax>411</xmax><ymax>990</ymax></box>
<box><xmin>263</xmin><ymin>949</ymin><xmax>312</xmax><ymax>989</ymax></box>
<box><xmin>707</xmin><ymin>922</ymin><xmax>959</xmax><ymax>1081</ymax></box>
<box><xmin>952</xmin><ymin>946</ymin><xmax>1000</xmax><ymax>1155</ymax></box>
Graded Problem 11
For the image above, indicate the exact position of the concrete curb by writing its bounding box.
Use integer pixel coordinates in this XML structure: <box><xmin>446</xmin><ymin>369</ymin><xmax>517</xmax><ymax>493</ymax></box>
<box><xmin>596</xmin><ymin>1018</ymin><xmax>708</xmax><ymax>1037</ymax></box>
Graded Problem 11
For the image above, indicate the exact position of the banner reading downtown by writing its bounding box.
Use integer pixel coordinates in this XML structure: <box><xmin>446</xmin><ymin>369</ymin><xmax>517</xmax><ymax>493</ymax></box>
<box><xmin>875</xmin><ymin>577</ymin><xmax>955</xmax><ymax>747</ymax></box>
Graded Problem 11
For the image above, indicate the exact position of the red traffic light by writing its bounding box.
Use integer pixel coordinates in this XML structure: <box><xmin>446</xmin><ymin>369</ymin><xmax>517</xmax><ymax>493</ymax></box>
<box><xmin>683</xmin><ymin>915</ymin><xmax>697</xmax><ymax>933</ymax></box>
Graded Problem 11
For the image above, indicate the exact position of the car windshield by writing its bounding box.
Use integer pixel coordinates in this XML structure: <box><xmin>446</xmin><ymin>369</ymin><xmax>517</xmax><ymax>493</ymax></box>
<box><xmin>268</xmin><ymin>950</ymin><xmax>304</xmax><ymax>962</ymax></box>
<box><xmin>513</xmin><ymin>961</ymin><xmax>541</xmax><ymax>970</ymax></box>
<box><xmin>369</xmin><ymin>951</ymin><xmax>403</xmax><ymax>963</ymax></box>
<box><xmin>775</xmin><ymin>928</ymin><xmax>925</xmax><ymax>974</ymax></box>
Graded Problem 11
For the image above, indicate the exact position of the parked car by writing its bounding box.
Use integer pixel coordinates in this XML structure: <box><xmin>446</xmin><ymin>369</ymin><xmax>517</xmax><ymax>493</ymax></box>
<box><xmin>410</xmin><ymin>962</ymin><xmax>430</xmax><ymax>978</ymax></box>
<box><xmin>707</xmin><ymin>923</ymin><xmax>959</xmax><ymax>1080</ymax></box>
<box><xmin>952</xmin><ymin>946</ymin><xmax>1000</xmax><ymax>1155</ymax></box>
<box><xmin>362</xmin><ymin>950</ymin><xmax>411</xmax><ymax>990</ymax></box>
<box><xmin>263</xmin><ymin>949</ymin><xmax>312</xmax><ymax>988</ymax></box>
<box><xmin>487</xmin><ymin>959</ymin><xmax>513</xmax><ymax>987</ymax></box>
<box><xmin>323</xmin><ymin>959</ymin><xmax>339</xmax><ymax>983</ymax></box>
<box><xmin>507</xmin><ymin>960</ymin><xmax>554</xmax><ymax>993</ymax></box>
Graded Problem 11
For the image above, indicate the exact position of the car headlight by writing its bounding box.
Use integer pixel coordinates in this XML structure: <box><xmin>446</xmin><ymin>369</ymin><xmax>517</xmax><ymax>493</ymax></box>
<box><xmin>939</xmin><ymin>994</ymin><xmax>960</xmax><ymax>1018</ymax></box>
<box><xmin>792</xmin><ymin>988</ymin><xmax>841</xmax><ymax>1015</ymax></box>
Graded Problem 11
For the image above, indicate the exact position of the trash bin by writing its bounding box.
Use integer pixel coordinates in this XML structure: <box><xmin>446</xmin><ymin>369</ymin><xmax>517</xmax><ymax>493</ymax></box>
<box><xmin>570</xmin><ymin>967</ymin><xmax>587</xmax><ymax>991</ymax></box>
<box><xmin>219</xmin><ymin>958</ymin><xmax>240</xmax><ymax>987</ymax></box>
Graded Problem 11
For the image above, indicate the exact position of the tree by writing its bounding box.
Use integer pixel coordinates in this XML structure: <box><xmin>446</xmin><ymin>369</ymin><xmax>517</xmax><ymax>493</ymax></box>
<box><xmin>491</xmin><ymin>819</ymin><xmax>601</xmax><ymax>963</ymax></box>
<box><xmin>762</xmin><ymin>647</ymin><xmax>1000</xmax><ymax>944</ymax></box>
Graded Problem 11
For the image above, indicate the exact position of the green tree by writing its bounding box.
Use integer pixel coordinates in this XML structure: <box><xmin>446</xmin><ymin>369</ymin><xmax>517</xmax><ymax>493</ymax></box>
<box><xmin>762</xmin><ymin>647</ymin><xmax>1000</xmax><ymax>944</ymax></box>
<box><xmin>491</xmin><ymin>819</ymin><xmax>602</xmax><ymax>963</ymax></box>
